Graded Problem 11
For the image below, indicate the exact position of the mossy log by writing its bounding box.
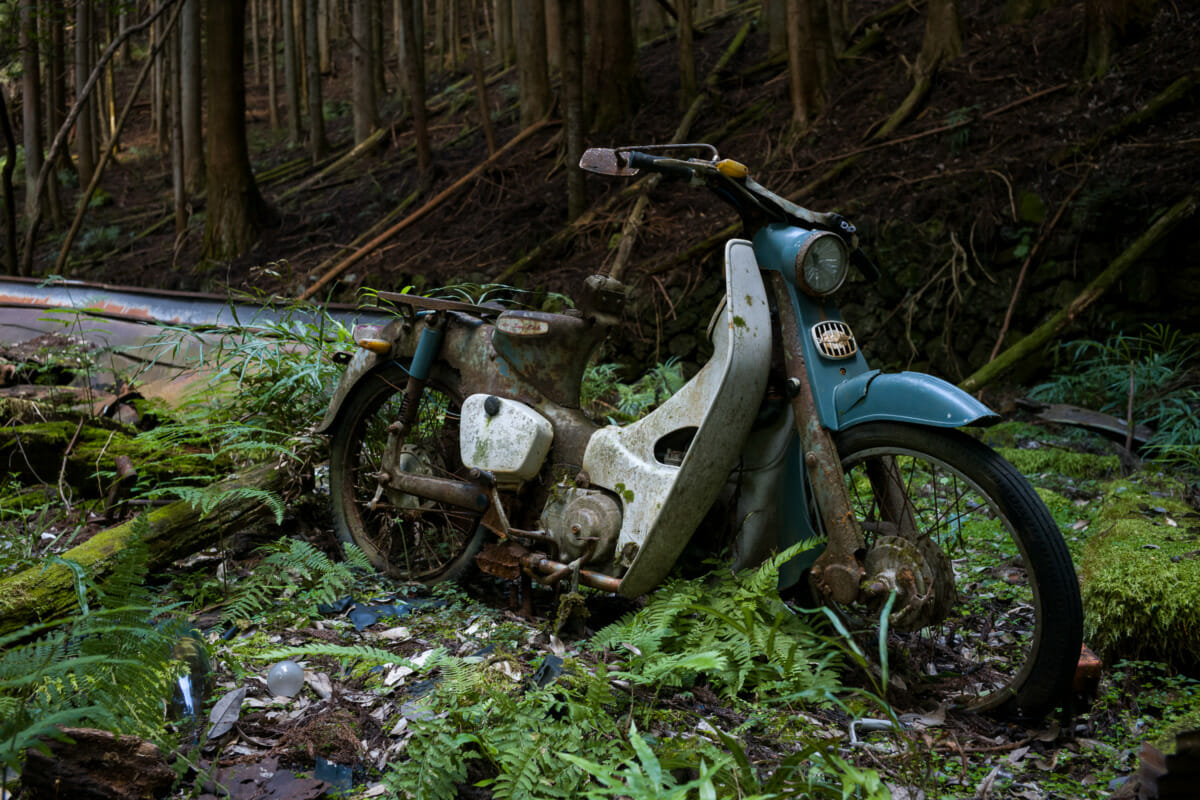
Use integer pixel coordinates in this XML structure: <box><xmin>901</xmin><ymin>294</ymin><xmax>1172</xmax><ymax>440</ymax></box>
<box><xmin>0</xmin><ymin>462</ymin><xmax>286</xmax><ymax>637</ymax></box>
<box><xmin>1079</xmin><ymin>480</ymin><xmax>1200</xmax><ymax>669</ymax></box>
<box><xmin>0</xmin><ymin>421</ymin><xmax>221</xmax><ymax>496</ymax></box>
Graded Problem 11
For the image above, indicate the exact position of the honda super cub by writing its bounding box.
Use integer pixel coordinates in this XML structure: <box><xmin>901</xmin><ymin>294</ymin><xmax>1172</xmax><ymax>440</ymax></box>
<box><xmin>319</xmin><ymin>144</ymin><xmax>1083</xmax><ymax>719</ymax></box>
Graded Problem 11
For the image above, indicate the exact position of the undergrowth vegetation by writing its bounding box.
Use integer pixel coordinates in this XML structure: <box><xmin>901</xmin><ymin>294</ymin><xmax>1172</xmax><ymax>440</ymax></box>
<box><xmin>0</xmin><ymin>525</ymin><xmax>182</xmax><ymax>773</ymax></box>
<box><xmin>1031</xmin><ymin>324</ymin><xmax>1200</xmax><ymax>474</ymax></box>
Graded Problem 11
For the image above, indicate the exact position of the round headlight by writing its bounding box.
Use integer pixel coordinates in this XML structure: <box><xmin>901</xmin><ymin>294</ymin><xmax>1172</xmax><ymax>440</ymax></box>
<box><xmin>794</xmin><ymin>232</ymin><xmax>849</xmax><ymax>296</ymax></box>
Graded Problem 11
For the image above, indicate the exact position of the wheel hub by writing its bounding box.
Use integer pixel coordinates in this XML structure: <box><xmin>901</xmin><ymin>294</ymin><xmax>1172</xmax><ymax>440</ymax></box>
<box><xmin>861</xmin><ymin>534</ymin><xmax>956</xmax><ymax>630</ymax></box>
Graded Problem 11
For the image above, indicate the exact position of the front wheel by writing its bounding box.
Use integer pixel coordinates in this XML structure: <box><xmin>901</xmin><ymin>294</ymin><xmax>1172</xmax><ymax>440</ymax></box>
<box><xmin>328</xmin><ymin>363</ymin><xmax>484</xmax><ymax>584</ymax></box>
<box><xmin>831</xmin><ymin>422</ymin><xmax>1082</xmax><ymax>719</ymax></box>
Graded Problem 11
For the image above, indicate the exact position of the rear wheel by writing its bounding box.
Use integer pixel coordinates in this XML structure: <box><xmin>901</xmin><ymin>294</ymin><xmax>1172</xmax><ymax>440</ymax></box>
<box><xmin>832</xmin><ymin>422</ymin><xmax>1082</xmax><ymax>719</ymax></box>
<box><xmin>329</xmin><ymin>363</ymin><xmax>484</xmax><ymax>583</ymax></box>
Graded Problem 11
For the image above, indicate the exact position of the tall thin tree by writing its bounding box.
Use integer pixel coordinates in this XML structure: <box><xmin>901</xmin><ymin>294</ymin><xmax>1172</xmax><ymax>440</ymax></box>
<box><xmin>203</xmin><ymin>0</ymin><xmax>274</xmax><ymax>259</ymax></box>
<box><xmin>76</xmin><ymin>0</ymin><xmax>98</xmax><ymax>185</ymax></box>
<box><xmin>559</xmin><ymin>0</ymin><xmax>584</xmax><ymax>219</ymax></box>
<box><xmin>306</xmin><ymin>0</ymin><xmax>329</xmax><ymax>159</ymax></box>
<box><xmin>399</xmin><ymin>0</ymin><xmax>432</xmax><ymax>186</ymax></box>
<box><xmin>181</xmin><ymin>0</ymin><xmax>204</xmax><ymax>193</ymax></box>
<box><xmin>584</xmin><ymin>0</ymin><xmax>640</xmax><ymax>131</ymax></box>
<box><xmin>352</xmin><ymin>0</ymin><xmax>379</xmax><ymax>143</ymax></box>
<box><xmin>283</xmin><ymin>0</ymin><xmax>303</xmax><ymax>142</ymax></box>
<box><xmin>268</xmin><ymin>0</ymin><xmax>281</xmax><ymax>128</ymax></box>
<box><xmin>21</xmin><ymin>0</ymin><xmax>47</xmax><ymax>219</ymax></box>
<box><xmin>515</xmin><ymin>0</ymin><xmax>550</xmax><ymax>127</ymax></box>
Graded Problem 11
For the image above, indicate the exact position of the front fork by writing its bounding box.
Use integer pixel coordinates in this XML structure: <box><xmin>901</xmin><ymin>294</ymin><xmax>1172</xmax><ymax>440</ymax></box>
<box><xmin>767</xmin><ymin>273</ymin><xmax>867</xmax><ymax>605</ymax></box>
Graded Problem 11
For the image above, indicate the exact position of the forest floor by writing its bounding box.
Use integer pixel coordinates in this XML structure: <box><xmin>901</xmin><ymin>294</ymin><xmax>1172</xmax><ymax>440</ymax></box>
<box><xmin>4</xmin><ymin>0</ymin><xmax>1200</xmax><ymax>797</ymax></box>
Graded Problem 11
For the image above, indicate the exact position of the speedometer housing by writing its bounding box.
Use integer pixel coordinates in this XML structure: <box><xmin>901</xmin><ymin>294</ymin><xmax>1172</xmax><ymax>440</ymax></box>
<box><xmin>794</xmin><ymin>231</ymin><xmax>849</xmax><ymax>297</ymax></box>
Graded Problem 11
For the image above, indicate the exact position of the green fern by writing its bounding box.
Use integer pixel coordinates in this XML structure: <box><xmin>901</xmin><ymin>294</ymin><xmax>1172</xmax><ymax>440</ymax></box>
<box><xmin>0</xmin><ymin>521</ymin><xmax>185</xmax><ymax>771</ymax></box>
<box><xmin>220</xmin><ymin>539</ymin><xmax>367</xmax><ymax>624</ymax></box>
<box><xmin>592</xmin><ymin>543</ymin><xmax>842</xmax><ymax>700</ymax></box>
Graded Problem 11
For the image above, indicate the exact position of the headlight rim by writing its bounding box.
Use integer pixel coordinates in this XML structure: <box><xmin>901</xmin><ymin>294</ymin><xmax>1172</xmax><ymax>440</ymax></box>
<box><xmin>794</xmin><ymin>231</ymin><xmax>850</xmax><ymax>297</ymax></box>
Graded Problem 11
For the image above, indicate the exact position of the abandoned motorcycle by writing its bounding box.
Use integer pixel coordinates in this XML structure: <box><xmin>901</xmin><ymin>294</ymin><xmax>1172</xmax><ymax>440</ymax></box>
<box><xmin>318</xmin><ymin>145</ymin><xmax>1083</xmax><ymax>720</ymax></box>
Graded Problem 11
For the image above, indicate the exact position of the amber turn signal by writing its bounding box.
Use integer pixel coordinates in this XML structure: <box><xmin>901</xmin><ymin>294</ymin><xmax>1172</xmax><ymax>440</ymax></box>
<box><xmin>716</xmin><ymin>159</ymin><xmax>748</xmax><ymax>179</ymax></box>
<box><xmin>356</xmin><ymin>338</ymin><xmax>391</xmax><ymax>355</ymax></box>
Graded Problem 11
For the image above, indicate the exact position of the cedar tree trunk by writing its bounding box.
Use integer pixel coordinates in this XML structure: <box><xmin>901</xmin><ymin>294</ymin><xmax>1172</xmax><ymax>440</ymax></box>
<box><xmin>202</xmin><ymin>0</ymin><xmax>273</xmax><ymax>260</ymax></box>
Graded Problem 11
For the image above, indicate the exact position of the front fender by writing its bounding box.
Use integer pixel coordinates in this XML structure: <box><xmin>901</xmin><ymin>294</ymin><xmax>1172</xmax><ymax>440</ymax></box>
<box><xmin>832</xmin><ymin>370</ymin><xmax>999</xmax><ymax>430</ymax></box>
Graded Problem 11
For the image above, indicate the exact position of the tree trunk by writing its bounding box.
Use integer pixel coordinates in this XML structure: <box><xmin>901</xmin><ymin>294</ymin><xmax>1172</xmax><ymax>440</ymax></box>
<box><xmin>0</xmin><ymin>462</ymin><xmax>287</xmax><ymax>638</ymax></box>
<box><xmin>869</xmin><ymin>0</ymin><xmax>961</xmax><ymax>141</ymax></box>
<box><xmin>1083</xmin><ymin>0</ymin><xmax>1156</xmax><ymax>78</ymax></box>
<box><xmin>306</xmin><ymin>0</ymin><xmax>330</xmax><ymax>160</ymax></box>
<box><xmin>319</xmin><ymin>0</ymin><xmax>332</xmax><ymax>72</ymax></box>
<box><xmin>584</xmin><ymin>0</ymin><xmax>640</xmax><ymax>131</ymax></box>
<box><xmin>181</xmin><ymin>0</ymin><xmax>205</xmax><ymax>194</ymax></box>
<box><xmin>469</xmin><ymin>0</ymin><xmax>497</xmax><ymax>155</ymax></box>
<box><xmin>495</xmin><ymin>0</ymin><xmax>513</xmax><ymax>66</ymax></box>
<box><xmin>678</xmin><ymin>0</ymin><xmax>695</xmax><ymax>111</ymax></box>
<box><xmin>21</xmin><ymin>0</ymin><xmax>47</xmax><ymax>220</ymax></box>
<box><xmin>394</xmin><ymin>0</ymin><xmax>408</xmax><ymax>105</ymax></box>
<box><xmin>203</xmin><ymin>0</ymin><xmax>274</xmax><ymax>260</ymax></box>
<box><xmin>559</xmin><ymin>0</ymin><xmax>584</xmax><ymax>220</ymax></box>
<box><xmin>252</xmin><ymin>0</ymin><xmax>262</xmax><ymax>84</ymax></box>
<box><xmin>352</xmin><ymin>0</ymin><xmax>380</xmax><ymax>143</ymax></box>
<box><xmin>153</xmin><ymin>1</ymin><xmax>169</xmax><ymax>153</ymax></box>
<box><xmin>766</xmin><ymin>0</ymin><xmax>787</xmax><ymax>59</ymax></box>
<box><xmin>294</xmin><ymin>0</ymin><xmax>308</xmax><ymax>106</ymax></box>
<box><xmin>0</xmin><ymin>86</ymin><xmax>17</xmax><ymax>275</ymax></box>
<box><xmin>373</xmin><ymin>0</ymin><xmax>387</xmax><ymax>102</ymax></box>
<box><xmin>284</xmin><ymin>0</ymin><xmax>303</xmax><ymax>142</ymax></box>
<box><xmin>172</xmin><ymin>21</ymin><xmax>188</xmax><ymax>238</ymax></box>
<box><xmin>516</xmin><ymin>0</ymin><xmax>550</xmax><ymax>128</ymax></box>
<box><xmin>38</xmin><ymin>2</ymin><xmax>66</xmax><ymax>228</ymax></box>
<box><xmin>100</xmin><ymin>9</ymin><xmax>117</xmax><ymax>149</ymax></box>
<box><xmin>544</xmin><ymin>0</ymin><xmax>560</xmax><ymax>70</ymax></box>
<box><xmin>75</xmin><ymin>0</ymin><xmax>98</xmax><ymax>187</ymax></box>
<box><xmin>399</xmin><ymin>0</ymin><xmax>432</xmax><ymax>184</ymax></box>
<box><xmin>918</xmin><ymin>0</ymin><xmax>962</xmax><ymax>73</ymax></box>
<box><xmin>268</xmin><ymin>0</ymin><xmax>281</xmax><ymax>128</ymax></box>
<box><xmin>47</xmin><ymin>3</ymin><xmax>69</xmax><ymax>172</ymax></box>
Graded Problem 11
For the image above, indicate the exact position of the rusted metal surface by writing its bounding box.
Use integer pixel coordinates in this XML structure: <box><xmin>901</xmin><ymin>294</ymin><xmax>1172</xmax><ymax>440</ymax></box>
<box><xmin>768</xmin><ymin>272</ymin><xmax>866</xmax><ymax>605</ymax></box>
<box><xmin>477</xmin><ymin>540</ymin><xmax>622</xmax><ymax>593</ymax></box>
<box><xmin>1074</xmin><ymin>643</ymin><xmax>1103</xmax><ymax>699</ymax></box>
<box><xmin>386</xmin><ymin>470</ymin><xmax>490</xmax><ymax>513</ymax></box>
<box><xmin>475</xmin><ymin>541</ymin><xmax>524</xmax><ymax>580</ymax></box>
<box><xmin>520</xmin><ymin>549</ymin><xmax>623</xmax><ymax>594</ymax></box>
<box><xmin>373</xmin><ymin>291</ymin><xmax>501</xmax><ymax>318</ymax></box>
<box><xmin>0</xmin><ymin>275</ymin><xmax>391</xmax><ymax>329</ymax></box>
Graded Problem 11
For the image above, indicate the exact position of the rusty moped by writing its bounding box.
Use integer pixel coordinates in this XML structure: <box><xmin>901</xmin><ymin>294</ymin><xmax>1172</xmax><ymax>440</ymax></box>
<box><xmin>318</xmin><ymin>145</ymin><xmax>1083</xmax><ymax>719</ymax></box>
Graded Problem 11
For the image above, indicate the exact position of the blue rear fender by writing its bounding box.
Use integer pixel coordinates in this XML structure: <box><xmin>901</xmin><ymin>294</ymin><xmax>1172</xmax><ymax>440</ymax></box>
<box><xmin>831</xmin><ymin>369</ymin><xmax>999</xmax><ymax>431</ymax></box>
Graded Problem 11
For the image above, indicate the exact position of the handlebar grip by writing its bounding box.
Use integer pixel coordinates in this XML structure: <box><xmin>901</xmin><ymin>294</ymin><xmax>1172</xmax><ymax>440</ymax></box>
<box><xmin>626</xmin><ymin>151</ymin><xmax>695</xmax><ymax>181</ymax></box>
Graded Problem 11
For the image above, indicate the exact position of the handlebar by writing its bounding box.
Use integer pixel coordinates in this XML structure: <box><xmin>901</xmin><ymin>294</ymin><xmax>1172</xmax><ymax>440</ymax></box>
<box><xmin>605</xmin><ymin>147</ymin><xmax>882</xmax><ymax>282</ymax></box>
<box><xmin>625</xmin><ymin>151</ymin><xmax>697</xmax><ymax>182</ymax></box>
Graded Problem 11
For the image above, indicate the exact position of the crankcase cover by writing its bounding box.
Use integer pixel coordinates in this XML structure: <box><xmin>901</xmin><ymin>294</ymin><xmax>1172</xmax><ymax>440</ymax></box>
<box><xmin>460</xmin><ymin>394</ymin><xmax>553</xmax><ymax>483</ymax></box>
<box><xmin>540</xmin><ymin>486</ymin><xmax>623</xmax><ymax>563</ymax></box>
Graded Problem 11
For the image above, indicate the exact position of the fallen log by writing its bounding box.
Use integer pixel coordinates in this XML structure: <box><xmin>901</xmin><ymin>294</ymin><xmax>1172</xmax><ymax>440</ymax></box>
<box><xmin>299</xmin><ymin>118</ymin><xmax>555</xmax><ymax>302</ymax></box>
<box><xmin>22</xmin><ymin>727</ymin><xmax>175</xmax><ymax>800</ymax></box>
<box><xmin>0</xmin><ymin>461</ymin><xmax>286</xmax><ymax>637</ymax></box>
<box><xmin>0</xmin><ymin>420</ymin><xmax>220</xmax><ymax>495</ymax></box>
<box><xmin>959</xmin><ymin>194</ymin><xmax>1196</xmax><ymax>394</ymax></box>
